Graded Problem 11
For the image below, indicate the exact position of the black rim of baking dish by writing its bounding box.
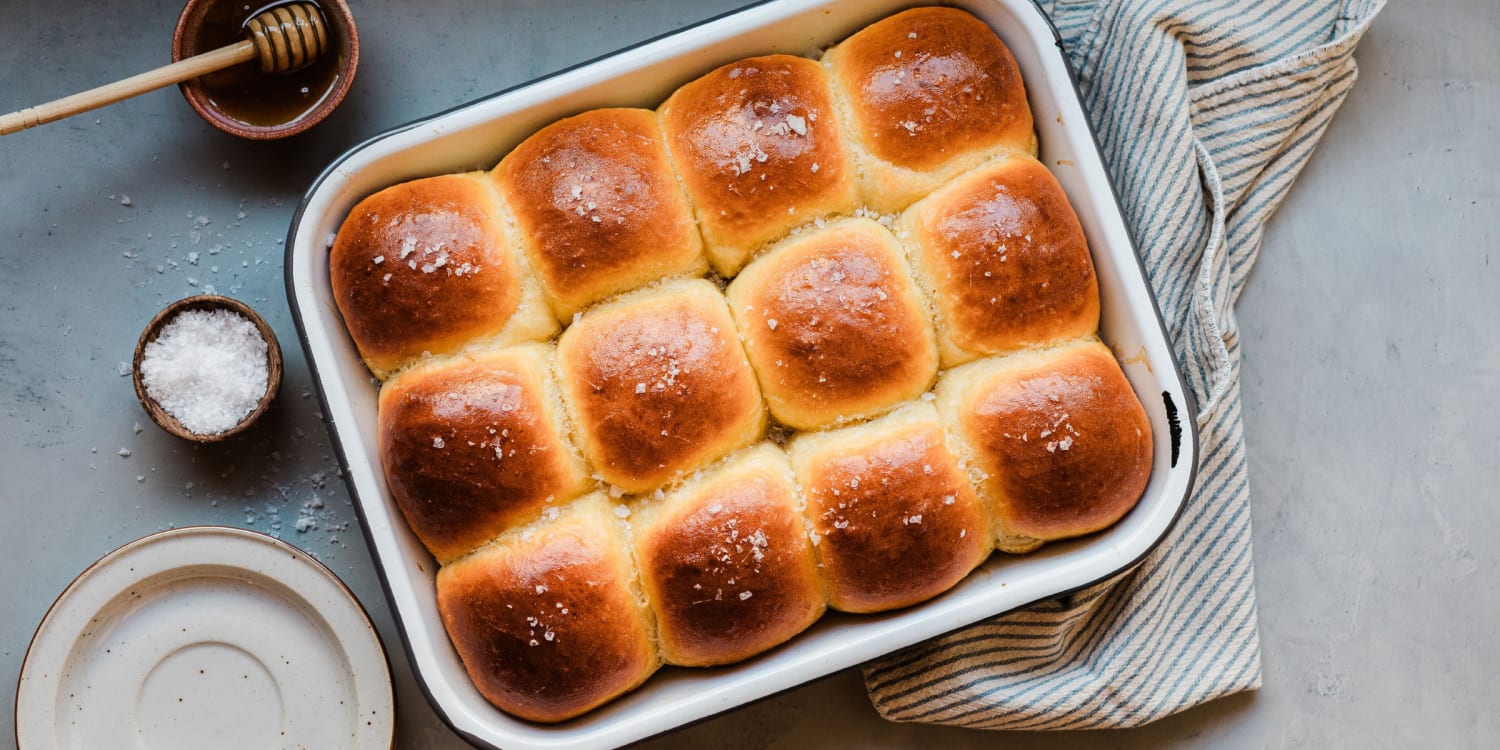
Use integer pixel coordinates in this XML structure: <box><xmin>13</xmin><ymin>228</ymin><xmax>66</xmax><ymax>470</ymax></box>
<box><xmin>281</xmin><ymin>2</ymin><xmax>1201</xmax><ymax>747</ymax></box>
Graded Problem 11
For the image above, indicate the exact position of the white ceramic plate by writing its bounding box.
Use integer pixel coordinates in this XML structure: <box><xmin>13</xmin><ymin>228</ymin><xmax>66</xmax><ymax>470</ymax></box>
<box><xmin>14</xmin><ymin>526</ymin><xmax>394</xmax><ymax>750</ymax></box>
<box><xmin>285</xmin><ymin>1</ymin><xmax>1200</xmax><ymax>747</ymax></box>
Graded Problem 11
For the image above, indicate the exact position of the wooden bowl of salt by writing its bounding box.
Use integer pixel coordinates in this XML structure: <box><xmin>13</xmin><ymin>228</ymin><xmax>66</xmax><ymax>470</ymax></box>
<box><xmin>133</xmin><ymin>295</ymin><xmax>282</xmax><ymax>442</ymax></box>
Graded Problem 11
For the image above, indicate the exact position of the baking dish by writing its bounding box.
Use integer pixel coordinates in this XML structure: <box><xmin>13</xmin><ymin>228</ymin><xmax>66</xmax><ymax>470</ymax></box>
<box><xmin>284</xmin><ymin>1</ymin><xmax>1200</xmax><ymax>747</ymax></box>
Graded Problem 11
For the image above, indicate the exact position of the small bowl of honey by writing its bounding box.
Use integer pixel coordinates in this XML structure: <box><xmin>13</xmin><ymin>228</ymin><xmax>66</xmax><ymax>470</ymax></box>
<box><xmin>172</xmin><ymin>0</ymin><xmax>358</xmax><ymax>139</ymax></box>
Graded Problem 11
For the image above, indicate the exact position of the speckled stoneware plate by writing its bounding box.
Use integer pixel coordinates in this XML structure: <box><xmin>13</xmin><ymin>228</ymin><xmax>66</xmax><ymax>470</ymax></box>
<box><xmin>14</xmin><ymin>526</ymin><xmax>394</xmax><ymax>749</ymax></box>
<box><xmin>285</xmin><ymin>0</ymin><xmax>1200</xmax><ymax>747</ymax></box>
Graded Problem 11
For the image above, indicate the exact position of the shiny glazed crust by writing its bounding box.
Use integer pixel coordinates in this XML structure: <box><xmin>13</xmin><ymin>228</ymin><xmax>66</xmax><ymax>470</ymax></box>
<box><xmin>899</xmin><ymin>156</ymin><xmax>1100</xmax><ymax>367</ymax></box>
<box><xmin>435</xmin><ymin>496</ymin><xmax>659</xmax><ymax>723</ymax></box>
<box><xmin>493</xmin><ymin>108</ymin><xmax>707</xmax><ymax>319</ymax></box>
<box><xmin>660</xmin><ymin>54</ymin><xmax>859</xmax><ymax>275</ymax></box>
<box><xmin>936</xmin><ymin>339</ymin><xmax>1153</xmax><ymax>552</ymax></box>
<box><xmin>329</xmin><ymin>173</ymin><xmax>556</xmax><ymax>379</ymax></box>
<box><xmin>377</xmin><ymin>344</ymin><xmax>592</xmax><ymax>563</ymax></box>
<box><xmin>788</xmin><ymin>403</ymin><xmax>991</xmax><ymax>613</ymax></box>
<box><xmin>726</xmin><ymin>218</ymin><xmax>938</xmax><ymax>429</ymax></box>
<box><xmin>555</xmin><ymin>279</ymin><xmax>766</xmax><ymax>492</ymax></box>
<box><xmin>631</xmin><ymin>445</ymin><xmax>825</xmax><ymax>666</ymax></box>
<box><xmin>824</xmin><ymin>7</ymin><xmax>1037</xmax><ymax>212</ymax></box>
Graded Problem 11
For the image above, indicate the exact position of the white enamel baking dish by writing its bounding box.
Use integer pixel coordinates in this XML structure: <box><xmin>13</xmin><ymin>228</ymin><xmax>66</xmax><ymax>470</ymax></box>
<box><xmin>285</xmin><ymin>1</ymin><xmax>1199</xmax><ymax>747</ymax></box>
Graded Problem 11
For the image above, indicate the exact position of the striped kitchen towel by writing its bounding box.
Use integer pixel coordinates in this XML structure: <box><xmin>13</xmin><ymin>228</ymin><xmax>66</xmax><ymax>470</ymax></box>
<box><xmin>865</xmin><ymin>0</ymin><xmax>1384</xmax><ymax>729</ymax></box>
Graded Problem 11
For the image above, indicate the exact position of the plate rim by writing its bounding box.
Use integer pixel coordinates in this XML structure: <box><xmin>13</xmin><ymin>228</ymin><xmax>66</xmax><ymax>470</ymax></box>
<box><xmin>13</xmin><ymin>525</ymin><xmax>396</xmax><ymax>750</ymax></box>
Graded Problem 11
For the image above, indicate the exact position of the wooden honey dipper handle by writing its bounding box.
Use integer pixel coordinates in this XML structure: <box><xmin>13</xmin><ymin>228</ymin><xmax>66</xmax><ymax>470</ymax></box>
<box><xmin>0</xmin><ymin>3</ymin><xmax>328</xmax><ymax>136</ymax></box>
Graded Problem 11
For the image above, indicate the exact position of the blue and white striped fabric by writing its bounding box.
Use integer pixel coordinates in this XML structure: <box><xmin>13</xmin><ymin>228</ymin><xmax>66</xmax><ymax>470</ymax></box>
<box><xmin>864</xmin><ymin>0</ymin><xmax>1384</xmax><ymax>728</ymax></box>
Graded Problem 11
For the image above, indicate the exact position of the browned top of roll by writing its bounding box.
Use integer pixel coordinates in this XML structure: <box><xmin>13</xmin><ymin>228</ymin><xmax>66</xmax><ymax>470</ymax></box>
<box><xmin>828</xmin><ymin>7</ymin><xmax>1033</xmax><ymax>172</ymax></box>
<box><xmin>633</xmin><ymin>445</ymin><xmax>824</xmax><ymax>666</ymax></box>
<box><xmin>330</xmin><ymin>174</ymin><xmax>521</xmax><ymax>377</ymax></box>
<box><xmin>556</xmin><ymin>280</ymin><xmax>766</xmax><ymax>492</ymax></box>
<box><xmin>727</xmin><ymin>218</ymin><xmax>938</xmax><ymax>429</ymax></box>
<box><xmin>493</xmin><ymin>108</ymin><xmax>705</xmax><ymax>318</ymax></box>
<box><xmin>790</xmin><ymin>404</ymin><xmax>990</xmax><ymax>613</ymax></box>
<box><xmin>435</xmin><ymin>497</ymin><xmax>659</xmax><ymax>723</ymax></box>
<box><xmin>378</xmin><ymin>345</ymin><xmax>590</xmax><ymax>563</ymax></box>
<box><xmin>905</xmin><ymin>157</ymin><xmax>1099</xmax><ymax>364</ymax></box>
<box><xmin>660</xmin><ymin>54</ymin><xmax>858</xmax><ymax>273</ymax></box>
<box><xmin>951</xmin><ymin>341</ymin><xmax>1152</xmax><ymax>541</ymax></box>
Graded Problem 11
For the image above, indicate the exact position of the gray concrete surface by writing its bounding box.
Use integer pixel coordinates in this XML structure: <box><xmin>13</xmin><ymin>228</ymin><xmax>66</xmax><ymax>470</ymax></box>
<box><xmin>2</xmin><ymin>0</ymin><xmax>1495</xmax><ymax>747</ymax></box>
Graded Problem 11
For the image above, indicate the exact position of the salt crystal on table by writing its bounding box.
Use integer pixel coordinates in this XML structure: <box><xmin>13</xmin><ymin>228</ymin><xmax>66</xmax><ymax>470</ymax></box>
<box><xmin>139</xmin><ymin>308</ymin><xmax>269</xmax><ymax>436</ymax></box>
<box><xmin>120</xmin><ymin>195</ymin><xmax>132</xmax><ymax>207</ymax></box>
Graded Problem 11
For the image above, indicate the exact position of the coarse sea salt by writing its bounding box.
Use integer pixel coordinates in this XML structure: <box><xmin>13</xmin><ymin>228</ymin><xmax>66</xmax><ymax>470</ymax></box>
<box><xmin>140</xmin><ymin>308</ymin><xmax>269</xmax><ymax>435</ymax></box>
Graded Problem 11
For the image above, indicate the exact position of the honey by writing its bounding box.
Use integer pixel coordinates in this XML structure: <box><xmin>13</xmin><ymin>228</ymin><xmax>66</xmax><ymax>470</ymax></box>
<box><xmin>193</xmin><ymin>0</ymin><xmax>343</xmax><ymax>127</ymax></box>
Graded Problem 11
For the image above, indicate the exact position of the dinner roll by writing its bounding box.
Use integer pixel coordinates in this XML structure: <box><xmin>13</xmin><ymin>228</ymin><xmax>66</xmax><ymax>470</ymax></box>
<box><xmin>726</xmin><ymin>218</ymin><xmax>937</xmax><ymax>430</ymax></box>
<box><xmin>788</xmin><ymin>403</ymin><xmax>990</xmax><ymax>613</ymax></box>
<box><xmin>631</xmin><ymin>444</ymin><xmax>824</xmax><ymax>666</ymax></box>
<box><xmin>660</xmin><ymin>54</ymin><xmax>859</xmax><ymax>275</ymax></box>
<box><xmin>899</xmin><ymin>156</ymin><xmax>1099</xmax><ymax>367</ymax></box>
<box><xmin>378</xmin><ymin>343</ymin><xmax>592</xmax><ymax>563</ymax></box>
<box><xmin>493</xmin><ymin>108</ymin><xmax>707</xmax><ymax>320</ymax></box>
<box><xmin>824</xmin><ymin>7</ymin><xmax>1036</xmax><ymax>212</ymax></box>
<box><xmin>329</xmin><ymin>173</ymin><xmax>556</xmax><ymax>379</ymax></box>
<box><xmin>555</xmin><ymin>279</ymin><xmax>766</xmax><ymax>492</ymax></box>
<box><xmin>936</xmin><ymin>339</ymin><xmax>1152</xmax><ymax>553</ymax></box>
<box><xmin>435</xmin><ymin>494</ymin><xmax>660</xmax><ymax>723</ymax></box>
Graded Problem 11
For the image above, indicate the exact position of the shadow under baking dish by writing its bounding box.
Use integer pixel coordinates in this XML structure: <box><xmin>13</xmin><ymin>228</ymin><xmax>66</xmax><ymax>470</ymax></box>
<box><xmin>282</xmin><ymin>1</ymin><xmax>1200</xmax><ymax>748</ymax></box>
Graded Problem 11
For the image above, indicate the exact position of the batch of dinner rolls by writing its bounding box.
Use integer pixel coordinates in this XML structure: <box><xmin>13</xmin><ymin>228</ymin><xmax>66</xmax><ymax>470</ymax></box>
<box><xmin>330</xmin><ymin>7</ymin><xmax>1153</xmax><ymax>723</ymax></box>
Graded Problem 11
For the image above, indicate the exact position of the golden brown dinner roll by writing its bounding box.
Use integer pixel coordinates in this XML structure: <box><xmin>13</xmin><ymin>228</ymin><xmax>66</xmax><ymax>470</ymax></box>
<box><xmin>378</xmin><ymin>343</ymin><xmax>592</xmax><ymax>563</ymax></box>
<box><xmin>899</xmin><ymin>156</ymin><xmax>1099</xmax><ymax>367</ymax></box>
<box><xmin>726</xmin><ymin>218</ymin><xmax>938</xmax><ymax>430</ymax></box>
<box><xmin>493</xmin><ymin>108</ymin><xmax>707</xmax><ymax>320</ymax></box>
<box><xmin>329</xmin><ymin>173</ymin><xmax>557</xmax><ymax>379</ymax></box>
<box><xmin>824</xmin><ymin>7</ymin><xmax>1036</xmax><ymax>212</ymax></box>
<box><xmin>936</xmin><ymin>339</ymin><xmax>1152</xmax><ymax>553</ymax></box>
<box><xmin>788</xmin><ymin>403</ymin><xmax>991</xmax><ymax>613</ymax></box>
<box><xmin>435</xmin><ymin>494</ymin><xmax>660</xmax><ymax>723</ymax></box>
<box><xmin>631</xmin><ymin>444</ymin><xmax>824</xmax><ymax>666</ymax></box>
<box><xmin>555</xmin><ymin>279</ymin><xmax>766</xmax><ymax>492</ymax></box>
<box><xmin>660</xmin><ymin>54</ymin><xmax>859</xmax><ymax>275</ymax></box>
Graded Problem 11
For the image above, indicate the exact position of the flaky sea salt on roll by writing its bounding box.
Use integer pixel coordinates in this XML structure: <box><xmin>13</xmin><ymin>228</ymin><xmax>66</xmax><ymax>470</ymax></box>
<box><xmin>630</xmin><ymin>444</ymin><xmax>825</xmax><ymax>666</ymax></box>
<box><xmin>788</xmin><ymin>402</ymin><xmax>991</xmax><ymax>613</ymax></box>
<box><xmin>726</xmin><ymin>217</ymin><xmax>937</xmax><ymax>430</ymax></box>
<box><xmin>660</xmin><ymin>54</ymin><xmax>860</xmax><ymax>275</ymax></box>
<box><xmin>329</xmin><ymin>173</ymin><xmax>556</xmax><ymax>379</ymax></box>
<box><xmin>897</xmin><ymin>155</ymin><xmax>1099</xmax><ymax>367</ymax></box>
<box><xmin>378</xmin><ymin>343</ymin><xmax>593</xmax><ymax>563</ymax></box>
<box><xmin>555</xmin><ymin>279</ymin><xmax>766</xmax><ymax>493</ymax></box>
<box><xmin>436</xmin><ymin>494</ymin><xmax>660</xmax><ymax>723</ymax></box>
<box><xmin>935</xmin><ymin>339</ymin><xmax>1152</xmax><ymax>553</ymax></box>
<box><xmin>824</xmin><ymin>7</ymin><xmax>1037</xmax><ymax>213</ymax></box>
<box><xmin>492</xmin><ymin>108</ymin><xmax>707</xmax><ymax>321</ymax></box>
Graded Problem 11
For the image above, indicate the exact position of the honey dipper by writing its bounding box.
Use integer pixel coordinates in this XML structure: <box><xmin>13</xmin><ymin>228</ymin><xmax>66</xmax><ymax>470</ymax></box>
<box><xmin>0</xmin><ymin>3</ymin><xmax>329</xmax><ymax>135</ymax></box>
